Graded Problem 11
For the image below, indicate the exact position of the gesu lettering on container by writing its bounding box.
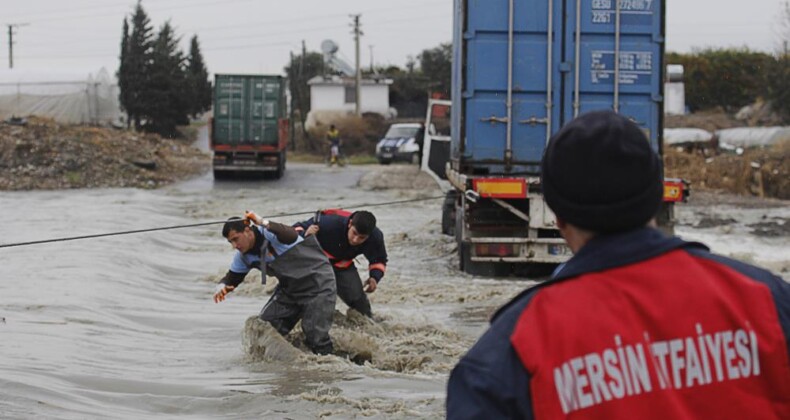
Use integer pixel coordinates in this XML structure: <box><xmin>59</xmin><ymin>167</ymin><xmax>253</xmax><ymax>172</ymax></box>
<box><xmin>552</xmin><ymin>324</ymin><xmax>761</xmax><ymax>415</ymax></box>
<box><xmin>592</xmin><ymin>0</ymin><xmax>654</xmax><ymax>11</ymax></box>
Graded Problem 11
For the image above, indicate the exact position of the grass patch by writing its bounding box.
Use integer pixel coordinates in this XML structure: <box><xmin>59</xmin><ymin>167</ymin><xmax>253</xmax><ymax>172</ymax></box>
<box><xmin>65</xmin><ymin>171</ymin><xmax>82</xmax><ymax>184</ymax></box>
<box><xmin>346</xmin><ymin>154</ymin><xmax>378</xmax><ymax>165</ymax></box>
<box><xmin>286</xmin><ymin>152</ymin><xmax>378</xmax><ymax>165</ymax></box>
<box><xmin>287</xmin><ymin>152</ymin><xmax>325</xmax><ymax>163</ymax></box>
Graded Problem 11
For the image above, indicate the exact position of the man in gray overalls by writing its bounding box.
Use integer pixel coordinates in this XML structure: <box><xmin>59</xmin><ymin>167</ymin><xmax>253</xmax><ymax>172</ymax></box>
<box><xmin>213</xmin><ymin>212</ymin><xmax>336</xmax><ymax>355</ymax></box>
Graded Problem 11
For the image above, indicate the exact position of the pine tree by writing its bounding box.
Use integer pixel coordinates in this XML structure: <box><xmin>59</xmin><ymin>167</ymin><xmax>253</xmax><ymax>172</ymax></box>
<box><xmin>124</xmin><ymin>1</ymin><xmax>154</xmax><ymax>130</ymax></box>
<box><xmin>146</xmin><ymin>21</ymin><xmax>189</xmax><ymax>137</ymax></box>
<box><xmin>284</xmin><ymin>51</ymin><xmax>325</xmax><ymax>149</ymax></box>
<box><xmin>117</xmin><ymin>18</ymin><xmax>132</xmax><ymax>128</ymax></box>
<box><xmin>186</xmin><ymin>35</ymin><xmax>212</xmax><ymax>118</ymax></box>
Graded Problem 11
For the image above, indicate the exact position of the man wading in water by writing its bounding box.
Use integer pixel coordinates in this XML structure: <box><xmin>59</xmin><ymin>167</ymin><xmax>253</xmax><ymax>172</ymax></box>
<box><xmin>213</xmin><ymin>212</ymin><xmax>336</xmax><ymax>355</ymax></box>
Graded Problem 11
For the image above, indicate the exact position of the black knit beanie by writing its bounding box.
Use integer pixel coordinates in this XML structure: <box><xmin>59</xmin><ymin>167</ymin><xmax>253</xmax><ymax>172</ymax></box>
<box><xmin>540</xmin><ymin>110</ymin><xmax>663</xmax><ymax>233</ymax></box>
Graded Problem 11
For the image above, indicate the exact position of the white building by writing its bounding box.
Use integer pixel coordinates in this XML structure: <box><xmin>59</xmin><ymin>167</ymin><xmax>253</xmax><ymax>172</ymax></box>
<box><xmin>664</xmin><ymin>64</ymin><xmax>686</xmax><ymax>115</ymax></box>
<box><xmin>305</xmin><ymin>75</ymin><xmax>395</xmax><ymax>128</ymax></box>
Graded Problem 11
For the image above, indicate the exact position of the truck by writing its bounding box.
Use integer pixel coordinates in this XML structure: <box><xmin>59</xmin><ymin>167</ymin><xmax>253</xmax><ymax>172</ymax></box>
<box><xmin>422</xmin><ymin>0</ymin><xmax>686</xmax><ymax>276</ymax></box>
<box><xmin>210</xmin><ymin>74</ymin><xmax>288</xmax><ymax>179</ymax></box>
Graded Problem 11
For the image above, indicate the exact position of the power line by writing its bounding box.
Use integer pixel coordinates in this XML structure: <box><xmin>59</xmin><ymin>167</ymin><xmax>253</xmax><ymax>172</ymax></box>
<box><xmin>8</xmin><ymin>0</ymin><xmax>260</xmax><ymax>24</ymax></box>
<box><xmin>7</xmin><ymin>0</ymin><xmax>202</xmax><ymax>21</ymax></box>
<box><xmin>0</xmin><ymin>195</ymin><xmax>444</xmax><ymax>249</ymax></box>
<box><xmin>10</xmin><ymin>0</ymin><xmax>447</xmax><ymax>26</ymax></box>
<box><xmin>12</xmin><ymin>13</ymin><xmax>449</xmax><ymax>60</ymax></box>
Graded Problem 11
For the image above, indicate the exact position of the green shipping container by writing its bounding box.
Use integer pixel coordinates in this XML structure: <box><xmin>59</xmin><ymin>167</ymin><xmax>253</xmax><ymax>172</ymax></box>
<box><xmin>212</xmin><ymin>74</ymin><xmax>285</xmax><ymax>146</ymax></box>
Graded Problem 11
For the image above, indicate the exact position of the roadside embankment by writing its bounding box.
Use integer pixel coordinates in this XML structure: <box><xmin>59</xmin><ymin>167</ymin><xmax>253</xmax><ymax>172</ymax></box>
<box><xmin>0</xmin><ymin>117</ymin><xmax>209</xmax><ymax>190</ymax></box>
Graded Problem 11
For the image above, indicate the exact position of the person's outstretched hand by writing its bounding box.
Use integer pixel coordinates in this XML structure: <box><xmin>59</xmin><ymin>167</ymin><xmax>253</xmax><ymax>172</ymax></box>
<box><xmin>213</xmin><ymin>283</ymin><xmax>235</xmax><ymax>303</ymax></box>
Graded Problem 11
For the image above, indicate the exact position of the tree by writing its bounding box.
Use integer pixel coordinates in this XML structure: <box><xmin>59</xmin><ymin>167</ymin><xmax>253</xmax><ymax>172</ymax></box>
<box><xmin>379</xmin><ymin>65</ymin><xmax>428</xmax><ymax>118</ymax></box>
<box><xmin>117</xmin><ymin>18</ymin><xmax>131</xmax><ymax>128</ymax></box>
<box><xmin>122</xmin><ymin>1</ymin><xmax>154</xmax><ymax>130</ymax></box>
<box><xmin>186</xmin><ymin>35</ymin><xmax>211</xmax><ymax>118</ymax></box>
<box><xmin>145</xmin><ymin>21</ymin><xmax>189</xmax><ymax>137</ymax></box>
<box><xmin>766</xmin><ymin>1</ymin><xmax>790</xmax><ymax>122</ymax></box>
<box><xmin>284</xmin><ymin>51</ymin><xmax>326</xmax><ymax>117</ymax></box>
<box><xmin>418</xmin><ymin>42</ymin><xmax>452</xmax><ymax>97</ymax></box>
<box><xmin>666</xmin><ymin>48</ymin><xmax>773</xmax><ymax>112</ymax></box>
<box><xmin>283</xmin><ymin>50</ymin><xmax>326</xmax><ymax>149</ymax></box>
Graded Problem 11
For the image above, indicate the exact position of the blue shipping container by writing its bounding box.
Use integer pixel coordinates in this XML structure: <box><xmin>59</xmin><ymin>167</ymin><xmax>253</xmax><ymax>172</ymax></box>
<box><xmin>451</xmin><ymin>0</ymin><xmax>664</xmax><ymax>175</ymax></box>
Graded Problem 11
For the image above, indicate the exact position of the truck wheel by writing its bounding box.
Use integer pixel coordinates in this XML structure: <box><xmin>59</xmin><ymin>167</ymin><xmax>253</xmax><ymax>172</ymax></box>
<box><xmin>441</xmin><ymin>191</ymin><xmax>457</xmax><ymax>236</ymax></box>
<box><xmin>513</xmin><ymin>263</ymin><xmax>557</xmax><ymax>279</ymax></box>
<box><xmin>655</xmin><ymin>201</ymin><xmax>675</xmax><ymax>236</ymax></box>
<box><xmin>213</xmin><ymin>169</ymin><xmax>229</xmax><ymax>180</ymax></box>
<box><xmin>460</xmin><ymin>243</ymin><xmax>511</xmax><ymax>277</ymax></box>
<box><xmin>274</xmin><ymin>153</ymin><xmax>285</xmax><ymax>179</ymax></box>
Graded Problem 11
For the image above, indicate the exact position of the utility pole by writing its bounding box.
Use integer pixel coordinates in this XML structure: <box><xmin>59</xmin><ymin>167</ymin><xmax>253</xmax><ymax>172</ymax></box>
<box><xmin>7</xmin><ymin>23</ymin><xmax>29</xmax><ymax>69</ymax></box>
<box><xmin>289</xmin><ymin>51</ymin><xmax>297</xmax><ymax>151</ymax></box>
<box><xmin>350</xmin><ymin>14</ymin><xmax>362</xmax><ymax>115</ymax></box>
<box><xmin>369</xmin><ymin>45</ymin><xmax>375</xmax><ymax>73</ymax></box>
<box><xmin>298</xmin><ymin>40</ymin><xmax>309</xmax><ymax>146</ymax></box>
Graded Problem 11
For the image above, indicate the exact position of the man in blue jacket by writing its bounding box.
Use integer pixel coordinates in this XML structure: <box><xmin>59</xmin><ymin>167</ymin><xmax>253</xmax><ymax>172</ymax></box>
<box><xmin>213</xmin><ymin>213</ymin><xmax>336</xmax><ymax>355</ymax></box>
<box><xmin>446</xmin><ymin>111</ymin><xmax>790</xmax><ymax>419</ymax></box>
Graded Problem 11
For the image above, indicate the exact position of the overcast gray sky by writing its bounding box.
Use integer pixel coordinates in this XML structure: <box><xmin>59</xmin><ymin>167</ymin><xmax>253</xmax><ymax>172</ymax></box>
<box><xmin>3</xmin><ymin>0</ymin><xmax>787</xmax><ymax>76</ymax></box>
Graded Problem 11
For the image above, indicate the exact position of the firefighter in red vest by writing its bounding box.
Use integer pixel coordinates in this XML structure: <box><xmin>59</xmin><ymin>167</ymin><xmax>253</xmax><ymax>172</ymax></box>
<box><xmin>294</xmin><ymin>210</ymin><xmax>387</xmax><ymax>318</ymax></box>
<box><xmin>447</xmin><ymin>111</ymin><xmax>790</xmax><ymax>419</ymax></box>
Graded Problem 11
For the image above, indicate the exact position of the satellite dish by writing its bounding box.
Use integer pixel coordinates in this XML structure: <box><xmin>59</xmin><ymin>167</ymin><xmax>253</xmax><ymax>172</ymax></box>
<box><xmin>320</xmin><ymin>39</ymin><xmax>354</xmax><ymax>76</ymax></box>
<box><xmin>321</xmin><ymin>39</ymin><xmax>339</xmax><ymax>55</ymax></box>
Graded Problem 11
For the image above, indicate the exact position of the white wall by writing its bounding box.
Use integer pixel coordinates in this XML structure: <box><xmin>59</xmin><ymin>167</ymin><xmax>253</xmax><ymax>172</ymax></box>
<box><xmin>361</xmin><ymin>84</ymin><xmax>390</xmax><ymax>114</ymax></box>
<box><xmin>310</xmin><ymin>83</ymin><xmax>391</xmax><ymax>114</ymax></box>
<box><xmin>310</xmin><ymin>85</ymin><xmax>345</xmax><ymax>111</ymax></box>
<box><xmin>664</xmin><ymin>82</ymin><xmax>686</xmax><ymax>115</ymax></box>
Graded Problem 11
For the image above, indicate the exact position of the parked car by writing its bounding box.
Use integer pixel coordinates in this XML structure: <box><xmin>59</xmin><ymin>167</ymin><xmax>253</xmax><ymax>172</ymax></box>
<box><xmin>375</xmin><ymin>123</ymin><xmax>423</xmax><ymax>164</ymax></box>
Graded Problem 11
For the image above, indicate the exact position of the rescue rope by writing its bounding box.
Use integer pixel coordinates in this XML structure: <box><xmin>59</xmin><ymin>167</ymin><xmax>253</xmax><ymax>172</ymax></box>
<box><xmin>0</xmin><ymin>195</ymin><xmax>445</xmax><ymax>249</ymax></box>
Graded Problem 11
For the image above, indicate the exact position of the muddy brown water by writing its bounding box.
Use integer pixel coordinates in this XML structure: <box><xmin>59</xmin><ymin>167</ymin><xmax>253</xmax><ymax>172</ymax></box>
<box><xmin>0</xmin><ymin>129</ymin><xmax>787</xmax><ymax>418</ymax></box>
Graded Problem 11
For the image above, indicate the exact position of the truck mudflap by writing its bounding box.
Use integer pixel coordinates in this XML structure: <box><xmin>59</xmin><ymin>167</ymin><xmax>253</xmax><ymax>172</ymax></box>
<box><xmin>467</xmin><ymin>237</ymin><xmax>571</xmax><ymax>264</ymax></box>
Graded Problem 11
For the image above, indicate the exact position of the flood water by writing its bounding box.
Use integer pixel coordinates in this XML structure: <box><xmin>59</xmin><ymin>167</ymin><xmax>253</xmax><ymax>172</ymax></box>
<box><xmin>0</xmin><ymin>129</ymin><xmax>530</xmax><ymax>418</ymax></box>
<box><xmin>1</xmin><ymin>129</ymin><xmax>787</xmax><ymax>418</ymax></box>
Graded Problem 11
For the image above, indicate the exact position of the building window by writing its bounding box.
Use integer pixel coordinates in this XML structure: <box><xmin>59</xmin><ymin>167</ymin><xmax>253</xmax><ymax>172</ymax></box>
<box><xmin>344</xmin><ymin>86</ymin><xmax>357</xmax><ymax>104</ymax></box>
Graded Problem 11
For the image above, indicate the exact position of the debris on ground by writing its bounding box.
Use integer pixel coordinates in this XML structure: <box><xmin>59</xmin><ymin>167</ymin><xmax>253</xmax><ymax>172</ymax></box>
<box><xmin>664</xmin><ymin>139</ymin><xmax>789</xmax><ymax>200</ymax></box>
<box><xmin>0</xmin><ymin>116</ymin><xmax>210</xmax><ymax>190</ymax></box>
<box><xmin>1</xmin><ymin>114</ymin><xmax>787</xmax><ymax>201</ymax></box>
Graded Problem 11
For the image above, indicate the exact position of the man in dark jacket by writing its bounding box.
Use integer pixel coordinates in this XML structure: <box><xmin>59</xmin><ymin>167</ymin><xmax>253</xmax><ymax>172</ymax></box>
<box><xmin>446</xmin><ymin>111</ymin><xmax>790</xmax><ymax>418</ymax></box>
<box><xmin>294</xmin><ymin>210</ymin><xmax>387</xmax><ymax>318</ymax></box>
<box><xmin>213</xmin><ymin>212</ymin><xmax>336</xmax><ymax>355</ymax></box>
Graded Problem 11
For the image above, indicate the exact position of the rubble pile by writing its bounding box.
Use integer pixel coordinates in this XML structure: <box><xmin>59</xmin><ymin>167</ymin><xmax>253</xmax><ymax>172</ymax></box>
<box><xmin>0</xmin><ymin>117</ymin><xmax>210</xmax><ymax>190</ymax></box>
<box><xmin>664</xmin><ymin>140</ymin><xmax>789</xmax><ymax>200</ymax></box>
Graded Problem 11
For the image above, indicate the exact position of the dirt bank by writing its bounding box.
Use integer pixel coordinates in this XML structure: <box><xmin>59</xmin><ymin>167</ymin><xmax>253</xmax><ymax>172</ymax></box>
<box><xmin>664</xmin><ymin>140</ymin><xmax>789</xmax><ymax>200</ymax></box>
<box><xmin>3</xmin><ymin>115</ymin><xmax>787</xmax><ymax>201</ymax></box>
<box><xmin>0</xmin><ymin>117</ymin><xmax>210</xmax><ymax>190</ymax></box>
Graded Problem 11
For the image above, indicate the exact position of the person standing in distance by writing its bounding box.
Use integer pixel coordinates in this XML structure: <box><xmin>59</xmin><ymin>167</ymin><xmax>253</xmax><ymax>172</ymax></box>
<box><xmin>326</xmin><ymin>124</ymin><xmax>342</xmax><ymax>166</ymax></box>
<box><xmin>446</xmin><ymin>110</ymin><xmax>790</xmax><ymax>418</ymax></box>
